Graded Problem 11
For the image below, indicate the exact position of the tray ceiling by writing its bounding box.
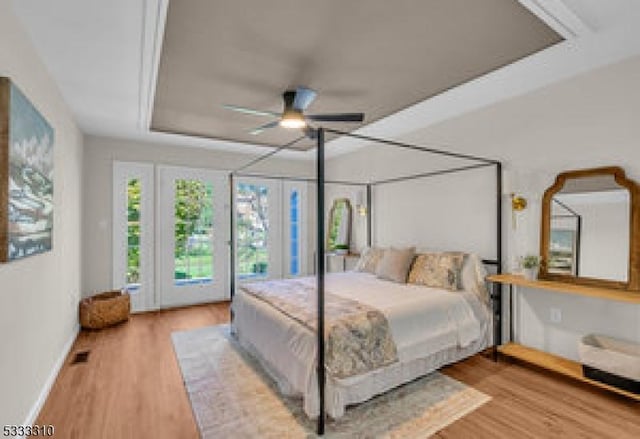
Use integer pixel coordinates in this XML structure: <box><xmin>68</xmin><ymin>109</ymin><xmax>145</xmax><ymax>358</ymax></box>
<box><xmin>152</xmin><ymin>0</ymin><xmax>562</xmax><ymax>150</ymax></box>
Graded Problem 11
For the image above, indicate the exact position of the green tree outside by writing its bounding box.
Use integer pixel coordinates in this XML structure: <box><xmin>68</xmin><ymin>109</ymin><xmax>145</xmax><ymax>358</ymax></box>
<box><xmin>126</xmin><ymin>179</ymin><xmax>214</xmax><ymax>285</ymax></box>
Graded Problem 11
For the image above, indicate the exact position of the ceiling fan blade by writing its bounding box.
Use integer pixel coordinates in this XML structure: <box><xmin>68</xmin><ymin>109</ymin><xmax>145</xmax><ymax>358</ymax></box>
<box><xmin>293</xmin><ymin>87</ymin><xmax>317</xmax><ymax>111</ymax></box>
<box><xmin>222</xmin><ymin>104</ymin><xmax>280</xmax><ymax>118</ymax></box>
<box><xmin>306</xmin><ymin>113</ymin><xmax>364</xmax><ymax>123</ymax></box>
<box><xmin>249</xmin><ymin>120</ymin><xmax>280</xmax><ymax>135</ymax></box>
<box><xmin>303</xmin><ymin>126</ymin><xmax>318</xmax><ymax>140</ymax></box>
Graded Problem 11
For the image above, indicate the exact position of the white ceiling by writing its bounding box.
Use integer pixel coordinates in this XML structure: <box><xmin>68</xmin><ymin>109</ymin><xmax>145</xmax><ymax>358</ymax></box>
<box><xmin>10</xmin><ymin>0</ymin><xmax>640</xmax><ymax>159</ymax></box>
<box><xmin>562</xmin><ymin>0</ymin><xmax>638</xmax><ymax>30</ymax></box>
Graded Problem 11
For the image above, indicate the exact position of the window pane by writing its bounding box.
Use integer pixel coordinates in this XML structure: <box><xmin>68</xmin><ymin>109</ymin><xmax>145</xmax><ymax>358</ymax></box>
<box><xmin>237</xmin><ymin>183</ymin><xmax>269</xmax><ymax>279</ymax></box>
<box><xmin>174</xmin><ymin>180</ymin><xmax>214</xmax><ymax>285</ymax></box>
<box><xmin>290</xmin><ymin>190</ymin><xmax>299</xmax><ymax>276</ymax></box>
<box><xmin>126</xmin><ymin>179</ymin><xmax>141</xmax><ymax>289</ymax></box>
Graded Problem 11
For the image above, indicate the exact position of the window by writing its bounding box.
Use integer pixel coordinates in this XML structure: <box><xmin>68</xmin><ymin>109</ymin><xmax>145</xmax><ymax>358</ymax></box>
<box><xmin>126</xmin><ymin>178</ymin><xmax>141</xmax><ymax>290</ymax></box>
<box><xmin>290</xmin><ymin>190</ymin><xmax>300</xmax><ymax>275</ymax></box>
<box><xmin>236</xmin><ymin>183</ymin><xmax>269</xmax><ymax>279</ymax></box>
<box><xmin>173</xmin><ymin>180</ymin><xmax>214</xmax><ymax>285</ymax></box>
<box><xmin>113</xmin><ymin>161</ymin><xmax>154</xmax><ymax>312</ymax></box>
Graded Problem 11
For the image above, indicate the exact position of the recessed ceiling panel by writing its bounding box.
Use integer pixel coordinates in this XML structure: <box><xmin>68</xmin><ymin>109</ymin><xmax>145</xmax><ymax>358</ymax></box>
<box><xmin>152</xmin><ymin>0</ymin><xmax>562</xmax><ymax>149</ymax></box>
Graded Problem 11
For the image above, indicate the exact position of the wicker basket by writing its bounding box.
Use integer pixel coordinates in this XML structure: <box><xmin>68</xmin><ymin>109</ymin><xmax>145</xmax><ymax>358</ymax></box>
<box><xmin>79</xmin><ymin>291</ymin><xmax>130</xmax><ymax>330</ymax></box>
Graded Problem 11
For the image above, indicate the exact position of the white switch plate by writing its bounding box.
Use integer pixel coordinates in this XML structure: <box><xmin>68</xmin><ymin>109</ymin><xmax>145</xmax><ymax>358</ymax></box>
<box><xmin>550</xmin><ymin>307</ymin><xmax>562</xmax><ymax>323</ymax></box>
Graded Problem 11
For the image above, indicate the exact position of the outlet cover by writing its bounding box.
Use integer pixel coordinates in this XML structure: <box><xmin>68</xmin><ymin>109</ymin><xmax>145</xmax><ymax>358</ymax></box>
<box><xmin>550</xmin><ymin>307</ymin><xmax>562</xmax><ymax>323</ymax></box>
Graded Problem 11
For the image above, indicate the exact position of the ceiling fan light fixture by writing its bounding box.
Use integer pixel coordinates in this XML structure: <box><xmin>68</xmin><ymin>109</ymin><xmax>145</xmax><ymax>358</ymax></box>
<box><xmin>223</xmin><ymin>87</ymin><xmax>364</xmax><ymax>136</ymax></box>
<box><xmin>279</xmin><ymin>110</ymin><xmax>306</xmax><ymax>129</ymax></box>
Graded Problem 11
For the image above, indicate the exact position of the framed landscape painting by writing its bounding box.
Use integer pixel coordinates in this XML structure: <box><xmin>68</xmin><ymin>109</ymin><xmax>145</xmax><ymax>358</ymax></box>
<box><xmin>0</xmin><ymin>77</ymin><xmax>54</xmax><ymax>262</ymax></box>
<box><xmin>549</xmin><ymin>228</ymin><xmax>578</xmax><ymax>275</ymax></box>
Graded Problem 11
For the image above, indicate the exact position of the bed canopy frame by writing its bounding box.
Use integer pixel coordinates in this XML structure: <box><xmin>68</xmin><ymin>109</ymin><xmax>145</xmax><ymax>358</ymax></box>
<box><xmin>228</xmin><ymin>127</ymin><xmax>503</xmax><ymax>435</ymax></box>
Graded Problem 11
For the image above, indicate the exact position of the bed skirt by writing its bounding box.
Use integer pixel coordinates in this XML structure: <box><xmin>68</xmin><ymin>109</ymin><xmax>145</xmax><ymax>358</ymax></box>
<box><xmin>232</xmin><ymin>289</ymin><xmax>490</xmax><ymax>419</ymax></box>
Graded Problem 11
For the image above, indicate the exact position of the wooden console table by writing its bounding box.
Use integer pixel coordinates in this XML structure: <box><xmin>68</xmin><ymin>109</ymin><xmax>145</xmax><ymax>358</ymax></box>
<box><xmin>487</xmin><ymin>273</ymin><xmax>640</xmax><ymax>401</ymax></box>
<box><xmin>488</xmin><ymin>273</ymin><xmax>640</xmax><ymax>304</ymax></box>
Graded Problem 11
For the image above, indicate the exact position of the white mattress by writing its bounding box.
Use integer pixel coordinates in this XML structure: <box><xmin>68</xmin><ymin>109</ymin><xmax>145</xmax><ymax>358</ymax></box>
<box><xmin>232</xmin><ymin>272</ymin><xmax>491</xmax><ymax>418</ymax></box>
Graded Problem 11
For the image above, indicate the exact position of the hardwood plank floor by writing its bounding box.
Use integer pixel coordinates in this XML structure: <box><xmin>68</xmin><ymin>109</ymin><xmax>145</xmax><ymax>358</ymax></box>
<box><xmin>37</xmin><ymin>303</ymin><xmax>639</xmax><ymax>438</ymax></box>
<box><xmin>438</xmin><ymin>356</ymin><xmax>639</xmax><ymax>439</ymax></box>
<box><xmin>36</xmin><ymin>303</ymin><xmax>229</xmax><ymax>439</ymax></box>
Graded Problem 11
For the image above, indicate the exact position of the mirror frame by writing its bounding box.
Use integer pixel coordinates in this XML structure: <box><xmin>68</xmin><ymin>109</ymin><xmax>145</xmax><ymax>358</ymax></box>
<box><xmin>327</xmin><ymin>198</ymin><xmax>352</xmax><ymax>251</ymax></box>
<box><xmin>540</xmin><ymin>166</ymin><xmax>640</xmax><ymax>291</ymax></box>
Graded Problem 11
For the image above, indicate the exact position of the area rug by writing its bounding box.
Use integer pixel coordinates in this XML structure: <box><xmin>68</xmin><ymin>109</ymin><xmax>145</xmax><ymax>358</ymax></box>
<box><xmin>172</xmin><ymin>325</ymin><xmax>490</xmax><ymax>438</ymax></box>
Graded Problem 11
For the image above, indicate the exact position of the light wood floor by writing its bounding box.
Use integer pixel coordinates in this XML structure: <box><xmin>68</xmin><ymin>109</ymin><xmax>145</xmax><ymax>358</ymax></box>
<box><xmin>37</xmin><ymin>303</ymin><xmax>639</xmax><ymax>438</ymax></box>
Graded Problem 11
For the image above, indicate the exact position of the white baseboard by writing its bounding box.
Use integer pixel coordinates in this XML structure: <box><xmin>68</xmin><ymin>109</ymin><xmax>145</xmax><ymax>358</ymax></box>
<box><xmin>21</xmin><ymin>324</ymin><xmax>80</xmax><ymax>429</ymax></box>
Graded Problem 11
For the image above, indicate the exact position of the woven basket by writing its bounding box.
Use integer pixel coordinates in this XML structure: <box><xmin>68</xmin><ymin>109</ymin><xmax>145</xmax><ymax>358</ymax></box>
<box><xmin>79</xmin><ymin>291</ymin><xmax>130</xmax><ymax>330</ymax></box>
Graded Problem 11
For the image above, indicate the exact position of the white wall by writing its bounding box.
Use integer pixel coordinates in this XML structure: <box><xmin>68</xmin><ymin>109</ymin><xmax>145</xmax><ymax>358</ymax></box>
<box><xmin>0</xmin><ymin>2</ymin><xmax>83</xmax><ymax>426</ymax></box>
<box><xmin>576</xmin><ymin>200</ymin><xmax>629</xmax><ymax>281</ymax></box>
<box><xmin>557</xmin><ymin>194</ymin><xmax>629</xmax><ymax>281</ymax></box>
<box><xmin>326</xmin><ymin>160</ymin><xmax>497</xmax><ymax>258</ymax></box>
<box><xmin>82</xmin><ymin>135</ymin><xmax>313</xmax><ymax>296</ymax></box>
<box><xmin>327</xmin><ymin>55</ymin><xmax>640</xmax><ymax>361</ymax></box>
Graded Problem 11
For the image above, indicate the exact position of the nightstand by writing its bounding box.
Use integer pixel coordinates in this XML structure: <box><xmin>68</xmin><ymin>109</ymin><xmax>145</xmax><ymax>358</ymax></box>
<box><xmin>326</xmin><ymin>253</ymin><xmax>360</xmax><ymax>273</ymax></box>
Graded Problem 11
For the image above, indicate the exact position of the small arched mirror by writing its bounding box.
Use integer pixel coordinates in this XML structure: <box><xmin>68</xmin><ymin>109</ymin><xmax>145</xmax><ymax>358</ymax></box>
<box><xmin>540</xmin><ymin>166</ymin><xmax>640</xmax><ymax>291</ymax></box>
<box><xmin>327</xmin><ymin>198</ymin><xmax>352</xmax><ymax>253</ymax></box>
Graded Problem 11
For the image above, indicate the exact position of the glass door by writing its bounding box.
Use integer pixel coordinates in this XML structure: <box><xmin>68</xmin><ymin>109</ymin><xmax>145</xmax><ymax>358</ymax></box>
<box><xmin>235</xmin><ymin>177</ymin><xmax>281</xmax><ymax>281</ymax></box>
<box><xmin>158</xmin><ymin>166</ymin><xmax>228</xmax><ymax>307</ymax></box>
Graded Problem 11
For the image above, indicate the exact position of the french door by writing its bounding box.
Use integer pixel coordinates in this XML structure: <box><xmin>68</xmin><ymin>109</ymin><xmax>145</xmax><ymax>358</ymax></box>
<box><xmin>234</xmin><ymin>177</ymin><xmax>281</xmax><ymax>281</ymax></box>
<box><xmin>233</xmin><ymin>177</ymin><xmax>309</xmax><ymax>281</ymax></box>
<box><xmin>113</xmin><ymin>163</ymin><xmax>228</xmax><ymax>311</ymax></box>
<box><xmin>158</xmin><ymin>166</ymin><xmax>229</xmax><ymax>307</ymax></box>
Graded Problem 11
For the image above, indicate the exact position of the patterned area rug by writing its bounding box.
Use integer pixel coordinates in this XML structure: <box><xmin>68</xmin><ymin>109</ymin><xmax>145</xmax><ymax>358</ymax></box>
<box><xmin>172</xmin><ymin>325</ymin><xmax>490</xmax><ymax>438</ymax></box>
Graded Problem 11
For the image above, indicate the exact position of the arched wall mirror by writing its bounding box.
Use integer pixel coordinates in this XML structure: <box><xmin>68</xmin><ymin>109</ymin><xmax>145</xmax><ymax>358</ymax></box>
<box><xmin>327</xmin><ymin>198</ymin><xmax>352</xmax><ymax>252</ymax></box>
<box><xmin>540</xmin><ymin>166</ymin><xmax>640</xmax><ymax>291</ymax></box>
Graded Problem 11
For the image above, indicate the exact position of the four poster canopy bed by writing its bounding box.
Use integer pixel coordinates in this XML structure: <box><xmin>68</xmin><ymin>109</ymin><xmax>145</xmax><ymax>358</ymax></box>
<box><xmin>228</xmin><ymin>128</ymin><xmax>503</xmax><ymax>435</ymax></box>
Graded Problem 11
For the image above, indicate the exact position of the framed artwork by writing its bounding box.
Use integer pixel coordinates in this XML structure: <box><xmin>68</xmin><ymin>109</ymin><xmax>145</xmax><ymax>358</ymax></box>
<box><xmin>0</xmin><ymin>77</ymin><xmax>54</xmax><ymax>262</ymax></box>
<box><xmin>549</xmin><ymin>228</ymin><xmax>578</xmax><ymax>275</ymax></box>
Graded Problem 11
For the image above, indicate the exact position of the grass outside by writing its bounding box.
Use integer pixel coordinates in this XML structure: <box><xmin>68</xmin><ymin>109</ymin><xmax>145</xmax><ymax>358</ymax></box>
<box><xmin>238</xmin><ymin>247</ymin><xmax>268</xmax><ymax>277</ymax></box>
<box><xmin>175</xmin><ymin>254</ymin><xmax>213</xmax><ymax>280</ymax></box>
<box><xmin>172</xmin><ymin>247</ymin><xmax>269</xmax><ymax>280</ymax></box>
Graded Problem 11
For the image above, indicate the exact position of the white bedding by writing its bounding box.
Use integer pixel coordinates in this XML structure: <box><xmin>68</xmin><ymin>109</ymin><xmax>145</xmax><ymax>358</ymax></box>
<box><xmin>232</xmin><ymin>271</ymin><xmax>491</xmax><ymax>418</ymax></box>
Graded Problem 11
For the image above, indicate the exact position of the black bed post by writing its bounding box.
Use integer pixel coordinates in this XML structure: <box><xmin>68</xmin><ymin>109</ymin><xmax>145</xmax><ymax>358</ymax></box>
<box><xmin>316</xmin><ymin>128</ymin><xmax>326</xmax><ymax>435</ymax></box>
<box><xmin>575</xmin><ymin>215</ymin><xmax>582</xmax><ymax>276</ymax></box>
<box><xmin>493</xmin><ymin>162</ymin><xmax>503</xmax><ymax>361</ymax></box>
<box><xmin>229</xmin><ymin>173</ymin><xmax>236</xmax><ymax>322</ymax></box>
<box><xmin>366</xmin><ymin>184</ymin><xmax>372</xmax><ymax>247</ymax></box>
<box><xmin>496</xmin><ymin>162</ymin><xmax>503</xmax><ymax>276</ymax></box>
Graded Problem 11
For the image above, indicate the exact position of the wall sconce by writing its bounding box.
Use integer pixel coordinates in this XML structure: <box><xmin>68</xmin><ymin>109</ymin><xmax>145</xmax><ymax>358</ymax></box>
<box><xmin>356</xmin><ymin>190</ymin><xmax>367</xmax><ymax>217</ymax></box>
<box><xmin>511</xmin><ymin>193</ymin><xmax>527</xmax><ymax>228</ymax></box>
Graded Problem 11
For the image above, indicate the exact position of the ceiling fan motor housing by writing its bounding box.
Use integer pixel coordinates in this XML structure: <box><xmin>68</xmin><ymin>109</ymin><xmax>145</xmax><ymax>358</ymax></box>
<box><xmin>283</xmin><ymin>90</ymin><xmax>297</xmax><ymax>111</ymax></box>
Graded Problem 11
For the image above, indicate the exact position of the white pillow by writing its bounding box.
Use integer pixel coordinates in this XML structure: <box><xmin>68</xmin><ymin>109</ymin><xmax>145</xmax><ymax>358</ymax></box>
<box><xmin>460</xmin><ymin>253</ymin><xmax>489</xmax><ymax>303</ymax></box>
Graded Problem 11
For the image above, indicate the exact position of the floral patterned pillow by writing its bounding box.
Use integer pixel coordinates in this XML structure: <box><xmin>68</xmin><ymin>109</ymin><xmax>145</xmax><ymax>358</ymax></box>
<box><xmin>354</xmin><ymin>247</ymin><xmax>385</xmax><ymax>274</ymax></box>
<box><xmin>408</xmin><ymin>252</ymin><xmax>466</xmax><ymax>291</ymax></box>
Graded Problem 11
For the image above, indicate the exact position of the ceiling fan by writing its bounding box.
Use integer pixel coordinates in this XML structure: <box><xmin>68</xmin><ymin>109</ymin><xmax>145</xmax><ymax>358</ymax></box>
<box><xmin>223</xmin><ymin>86</ymin><xmax>364</xmax><ymax>137</ymax></box>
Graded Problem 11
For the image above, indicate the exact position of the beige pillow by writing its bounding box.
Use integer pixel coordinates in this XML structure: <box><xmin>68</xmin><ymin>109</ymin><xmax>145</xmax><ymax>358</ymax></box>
<box><xmin>354</xmin><ymin>247</ymin><xmax>385</xmax><ymax>273</ymax></box>
<box><xmin>375</xmin><ymin>247</ymin><xmax>416</xmax><ymax>283</ymax></box>
<box><xmin>408</xmin><ymin>252</ymin><xmax>465</xmax><ymax>291</ymax></box>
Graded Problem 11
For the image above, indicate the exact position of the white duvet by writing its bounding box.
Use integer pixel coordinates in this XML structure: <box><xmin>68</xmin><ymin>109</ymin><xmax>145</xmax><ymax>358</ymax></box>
<box><xmin>297</xmin><ymin>272</ymin><xmax>483</xmax><ymax>362</ymax></box>
<box><xmin>233</xmin><ymin>271</ymin><xmax>489</xmax><ymax>417</ymax></box>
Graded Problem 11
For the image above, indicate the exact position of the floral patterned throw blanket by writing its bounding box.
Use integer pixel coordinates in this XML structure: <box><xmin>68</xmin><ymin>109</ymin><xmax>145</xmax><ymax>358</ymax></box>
<box><xmin>241</xmin><ymin>278</ymin><xmax>398</xmax><ymax>379</ymax></box>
